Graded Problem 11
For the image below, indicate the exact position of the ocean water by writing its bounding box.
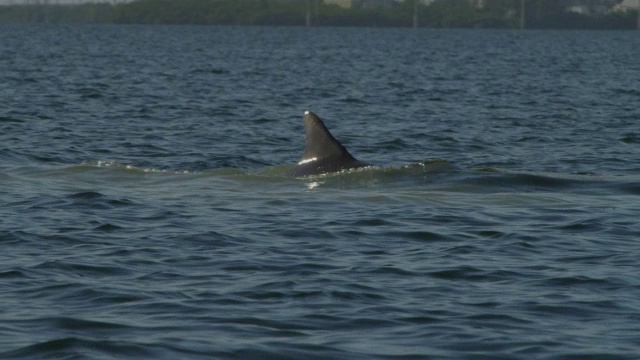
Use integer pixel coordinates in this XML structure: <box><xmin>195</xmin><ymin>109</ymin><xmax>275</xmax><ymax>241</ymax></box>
<box><xmin>1</xmin><ymin>24</ymin><xmax>639</xmax><ymax>359</ymax></box>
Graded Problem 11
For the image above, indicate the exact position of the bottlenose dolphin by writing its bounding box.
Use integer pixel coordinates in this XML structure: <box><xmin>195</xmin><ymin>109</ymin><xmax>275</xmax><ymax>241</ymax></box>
<box><xmin>287</xmin><ymin>111</ymin><xmax>371</xmax><ymax>177</ymax></box>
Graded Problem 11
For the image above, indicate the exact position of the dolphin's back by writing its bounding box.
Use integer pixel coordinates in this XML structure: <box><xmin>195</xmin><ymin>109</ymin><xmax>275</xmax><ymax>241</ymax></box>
<box><xmin>288</xmin><ymin>111</ymin><xmax>370</xmax><ymax>177</ymax></box>
<box><xmin>301</xmin><ymin>111</ymin><xmax>350</xmax><ymax>162</ymax></box>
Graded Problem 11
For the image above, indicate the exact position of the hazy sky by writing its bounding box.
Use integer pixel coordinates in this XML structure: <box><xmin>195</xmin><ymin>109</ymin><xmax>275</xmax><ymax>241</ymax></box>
<box><xmin>0</xmin><ymin>0</ymin><xmax>134</xmax><ymax>4</ymax></box>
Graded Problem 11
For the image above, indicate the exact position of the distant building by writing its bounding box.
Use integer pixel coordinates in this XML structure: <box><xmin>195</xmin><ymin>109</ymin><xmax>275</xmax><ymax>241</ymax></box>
<box><xmin>323</xmin><ymin>0</ymin><xmax>400</xmax><ymax>9</ymax></box>
<box><xmin>613</xmin><ymin>0</ymin><xmax>640</xmax><ymax>12</ymax></box>
<box><xmin>361</xmin><ymin>0</ymin><xmax>397</xmax><ymax>8</ymax></box>
<box><xmin>323</xmin><ymin>0</ymin><xmax>354</xmax><ymax>8</ymax></box>
<box><xmin>469</xmin><ymin>0</ymin><xmax>485</xmax><ymax>9</ymax></box>
<box><xmin>567</xmin><ymin>5</ymin><xmax>590</xmax><ymax>15</ymax></box>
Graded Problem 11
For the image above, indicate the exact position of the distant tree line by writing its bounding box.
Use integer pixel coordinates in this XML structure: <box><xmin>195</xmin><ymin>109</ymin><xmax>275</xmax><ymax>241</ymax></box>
<box><xmin>0</xmin><ymin>0</ymin><xmax>638</xmax><ymax>30</ymax></box>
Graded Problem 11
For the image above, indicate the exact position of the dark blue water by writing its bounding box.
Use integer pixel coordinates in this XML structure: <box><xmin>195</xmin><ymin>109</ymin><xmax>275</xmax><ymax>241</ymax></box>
<box><xmin>1</xmin><ymin>24</ymin><xmax>639</xmax><ymax>359</ymax></box>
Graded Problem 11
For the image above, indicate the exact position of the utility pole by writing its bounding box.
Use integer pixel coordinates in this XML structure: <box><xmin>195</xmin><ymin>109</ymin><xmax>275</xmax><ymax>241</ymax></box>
<box><xmin>520</xmin><ymin>0</ymin><xmax>525</xmax><ymax>29</ymax></box>
<box><xmin>413</xmin><ymin>0</ymin><xmax>418</xmax><ymax>28</ymax></box>
<box><xmin>43</xmin><ymin>0</ymin><xmax>49</xmax><ymax>23</ymax></box>
<box><xmin>306</xmin><ymin>0</ymin><xmax>311</xmax><ymax>27</ymax></box>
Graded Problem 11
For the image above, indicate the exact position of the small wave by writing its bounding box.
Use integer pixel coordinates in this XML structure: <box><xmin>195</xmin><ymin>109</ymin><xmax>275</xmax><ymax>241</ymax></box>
<box><xmin>385</xmin><ymin>230</ymin><xmax>451</xmax><ymax>243</ymax></box>
<box><xmin>427</xmin><ymin>266</ymin><xmax>485</xmax><ymax>281</ymax></box>
<box><xmin>467</xmin><ymin>173</ymin><xmax>569</xmax><ymax>188</ymax></box>
<box><xmin>93</xmin><ymin>161</ymin><xmax>193</xmax><ymax>175</ymax></box>
<box><xmin>61</xmin><ymin>191</ymin><xmax>137</xmax><ymax>212</ymax></box>
<box><xmin>0</xmin><ymin>269</ymin><xmax>26</xmax><ymax>279</ymax></box>
<box><xmin>31</xmin><ymin>260</ymin><xmax>131</xmax><ymax>277</ymax></box>
<box><xmin>0</xmin><ymin>116</ymin><xmax>25</xmax><ymax>123</ymax></box>
<box><xmin>612</xmin><ymin>88</ymin><xmax>640</xmax><ymax>96</ymax></box>
<box><xmin>190</xmin><ymin>67</ymin><xmax>227</xmax><ymax>75</ymax></box>
<box><xmin>67</xmin><ymin>191</ymin><xmax>104</xmax><ymax>200</ymax></box>
<box><xmin>613</xmin><ymin>181</ymin><xmax>640</xmax><ymax>195</ymax></box>
<box><xmin>378</xmin><ymin>138</ymin><xmax>411</xmax><ymax>151</ymax></box>
<box><xmin>543</xmin><ymin>276</ymin><xmax>611</xmax><ymax>288</ymax></box>
<box><xmin>93</xmin><ymin>224</ymin><xmax>125</xmax><ymax>232</ymax></box>
<box><xmin>49</xmin><ymin>317</ymin><xmax>129</xmax><ymax>331</ymax></box>
<box><xmin>455</xmin><ymin>171</ymin><xmax>617</xmax><ymax>195</ymax></box>
<box><xmin>1</xmin><ymin>337</ymin><xmax>154</xmax><ymax>359</ymax></box>
<box><xmin>621</xmin><ymin>133</ymin><xmax>640</xmax><ymax>144</ymax></box>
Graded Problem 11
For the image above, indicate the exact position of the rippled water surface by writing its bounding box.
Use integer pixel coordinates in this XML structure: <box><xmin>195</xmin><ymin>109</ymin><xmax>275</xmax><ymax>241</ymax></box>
<box><xmin>1</xmin><ymin>25</ymin><xmax>640</xmax><ymax>359</ymax></box>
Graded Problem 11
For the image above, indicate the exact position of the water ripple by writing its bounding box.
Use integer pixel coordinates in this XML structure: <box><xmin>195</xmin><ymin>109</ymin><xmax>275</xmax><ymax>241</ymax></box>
<box><xmin>1</xmin><ymin>25</ymin><xmax>639</xmax><ymax>360</ymax></box>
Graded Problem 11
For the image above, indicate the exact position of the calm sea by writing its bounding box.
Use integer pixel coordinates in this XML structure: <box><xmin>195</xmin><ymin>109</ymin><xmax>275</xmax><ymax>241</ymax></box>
<box><xmin>1</xmin><ymin>24</ymin><xmax>639</xmax><ymax>359</ymax></box>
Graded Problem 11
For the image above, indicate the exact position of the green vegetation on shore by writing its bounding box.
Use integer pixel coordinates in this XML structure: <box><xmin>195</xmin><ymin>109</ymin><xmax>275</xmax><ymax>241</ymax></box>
<box><xmin>0</xmin><ymin>0</ymin><xmax>638</xmax><ymax>30</ymax></box>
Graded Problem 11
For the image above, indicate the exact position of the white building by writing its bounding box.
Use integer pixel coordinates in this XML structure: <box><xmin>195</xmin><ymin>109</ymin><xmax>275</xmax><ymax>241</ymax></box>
<box><xmin>567</xmin><ymin>5</ymin><xmax>590</xmax><ymax>14</ymax></box>
<box><xmin>323</xmin><ymin>0</ymin><xmax>401</xmax><ymax>9</ymax></box>
<box><xmin>614</xmin><ymin>0</ymin><xmax>640</xmax><ymax>12</ymax></box>
<box><xmin>469</xmin><ymin>0</ymin><xmax>485</xmax><ymax>9</ymax></box>
<box><xmin>323</xmin><ymin>0</ymin><xmax>354</xmax><ymax>8</ymax></box>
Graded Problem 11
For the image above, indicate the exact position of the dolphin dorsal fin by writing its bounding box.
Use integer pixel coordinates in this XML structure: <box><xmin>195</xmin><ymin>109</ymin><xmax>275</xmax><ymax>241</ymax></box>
<box><xmin>300</xmin><ymin>111</ymin><xmax>356</xmax><ymax>164</ymax></box>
